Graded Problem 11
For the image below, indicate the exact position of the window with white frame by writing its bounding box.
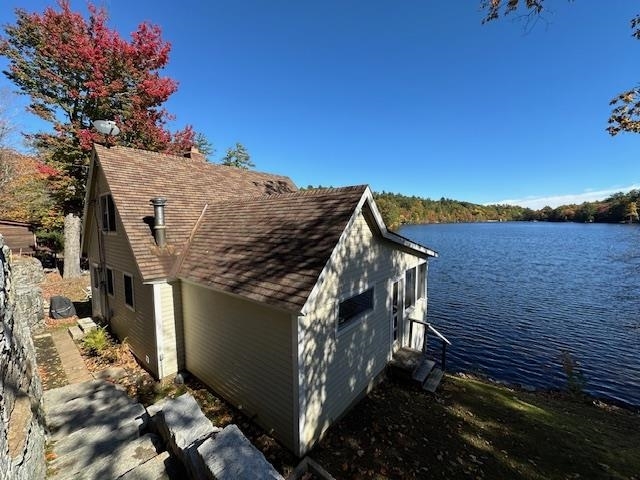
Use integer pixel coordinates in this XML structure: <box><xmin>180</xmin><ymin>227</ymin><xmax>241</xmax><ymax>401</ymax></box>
<box><xmin>405</xmin><ymin>268</ymin><xmax>416</xmax><ymax>308</ymax></box>
<box><xmin>124</xmin><ymin>273</ymin><xmax>134</xmax><ymax>309</ymax></box>
<box><xmin>106</xmin><ymin>268</ymin><xmax>114</xmax><ymax>296</ymax></box>
<box><xmin>417</xmin><ymin>262</ymin><xmax>427</xmax><ymax>300</ymax></box>
<box><xmin>338</xmin><ymin>288</ymin><xmax>374</xmax><ymax>330</ymax></box>
<box><xmin>101</xmin><ymin>194</ymin><xmax>116</xmax><ymax>232</ymax></box>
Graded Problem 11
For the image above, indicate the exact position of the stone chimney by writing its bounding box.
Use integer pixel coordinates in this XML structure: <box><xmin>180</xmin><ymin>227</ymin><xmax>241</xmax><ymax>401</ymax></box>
<box><xmin>149</xmin><ymin>197</ymin><xmax>167</xmax><ymax>247</ymax></box>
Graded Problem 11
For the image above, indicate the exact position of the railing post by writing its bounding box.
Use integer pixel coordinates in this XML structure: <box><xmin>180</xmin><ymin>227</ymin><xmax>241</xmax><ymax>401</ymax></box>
<box><xmin>422</xmin><ymin>325</ymin><xmax>427</xmax><ymax>353</ymax></box>
<box><xmin>409</xmin><ymin>320</ymin><xmax>413</xmax><ymax>349</ymax></box>
<box><xmin>441</xmin><ymin>342</ymin><xmax>447</xmax><ymax>371</ymax></box>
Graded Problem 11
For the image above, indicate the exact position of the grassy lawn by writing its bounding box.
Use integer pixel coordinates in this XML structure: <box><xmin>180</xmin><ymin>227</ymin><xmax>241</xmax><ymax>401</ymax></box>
<box><xmin>311</xmin><ymin>375</ymin><xmax>640</xmax><ymax>479</ymax></box>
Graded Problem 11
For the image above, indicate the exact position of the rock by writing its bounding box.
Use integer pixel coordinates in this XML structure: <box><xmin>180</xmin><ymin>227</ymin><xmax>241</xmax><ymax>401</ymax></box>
<box><xmin>0</xmin><ymin>236</ymin><xmax>46</xmax><ymax>480</ymax></box>
<box><xmin>155</xmin><ymin>393</ymin><xmax>219</xmax><ymax>472</ymax></box>
<box><xmin>194</xmin><ymin>425</ymin><xmax>284</xmax><ymax>480</ymax></box>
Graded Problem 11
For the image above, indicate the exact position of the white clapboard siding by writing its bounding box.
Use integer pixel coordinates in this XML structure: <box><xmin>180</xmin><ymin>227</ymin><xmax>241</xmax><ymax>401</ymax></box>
<box><xmin>84</xmin><ymin>167</ymin><xmax>159</xmax><ymax>376</ymax></box>
<box><xmin>182</xmin><ymin>282</ymin><xmax>295</xmax><ymax>450</ymax></box>
<box><xmin>298</xmin><ymin>206</ymin><xmax>426</xmax><ymax>452</ymax></box>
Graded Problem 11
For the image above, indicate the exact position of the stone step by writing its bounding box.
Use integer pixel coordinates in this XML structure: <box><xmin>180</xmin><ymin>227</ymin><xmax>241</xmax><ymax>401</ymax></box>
<box><xmin>48</xmin><ymin>399</ymin><xmax>148</xmax><ymax>440</ymax></box>
<box><xmin>45</xmin><ymin>381</ymin><xmax>131</xmax><ymax>421</ymax></box>
<box><xmin>422</xmin><ymin>367</ymin><xmax>444</xmax><ymax>393</ymax></box>
<box><xmin>49</xmin><ymin>433</ymin><xmax>161</xmax><ymax>480</ymax></box>
<box><xmin>117</xmin><ymin>451</ymin><xmax>173</xmax><ymax>480</ymax></box>
<box><xmin>52</xmin><ymin>414</ymin><xmax>146</xmax><ymax>457</ymax></box>
<box><xmin>68</xmin><ymin>325</ymin><xmax>85</xmax><ymax>340</ymax></box>
<box><xmin>412</xmin><ymin>358</ymin><xmax>436</xmax><ymax>383</ymax></box>
<box><xmin>43</xmin><ymin>380</ymin><xmax>119</xmax><ymax>407</ymax></box>
<box><xmin>77</xmin><ymin>316</ymin><xmax>97</xmax><ymax>333</ymax></box>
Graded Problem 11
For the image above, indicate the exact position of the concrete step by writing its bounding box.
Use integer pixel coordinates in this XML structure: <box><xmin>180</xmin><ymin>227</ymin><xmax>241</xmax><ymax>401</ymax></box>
<box><xmin>52</xmin><ymin>414</ymin><xmax>146</xmax><ymax>457</ymax></box>
<box><xmin>48</xmin><ymin>399</ymin><xmax>148</xmax><ymax>440</ymax></box>
<box><xmin>117</xmin><ymin>451</ymin><xmax>173</xmax><ymax>480</ymax></box>
<box><xmin>77</xmin><ymin>317</ymin><xmax>97</xmax><ymax>333</ymax></box>
<box><xmin>43</xmin><ymin>380</ymin><xmax>119</xmax><ymax>407</ymax></box>
<box><xmin>422</xmin><ymin>367</ymin><xmax>444</xmax><ymax>393</ymax></box>
<box><xmin>49</xmin><ymin>433</ymin><xmax>161</xmax><ymax>480</ymax></box>
<box><xmin>412</xmin><ymin>358</ymin><xmax>436</xmax><ymax>383</ymax></box>
<box><xmin>68</xmin><ymin>325</ymin><xmax>85</xmax><ymax>340</ymax></box>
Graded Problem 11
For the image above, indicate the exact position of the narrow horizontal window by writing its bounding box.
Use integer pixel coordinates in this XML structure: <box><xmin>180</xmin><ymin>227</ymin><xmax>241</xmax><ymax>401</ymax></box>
<box><xmin>124</xmin><ymin>274</ymin><xmax>134</xmax><ymax>309</ymax></box>
<box><xmin>338</xmin><ymin>288</ymin><xmax>374</xmax><ymax>330</ymax></box>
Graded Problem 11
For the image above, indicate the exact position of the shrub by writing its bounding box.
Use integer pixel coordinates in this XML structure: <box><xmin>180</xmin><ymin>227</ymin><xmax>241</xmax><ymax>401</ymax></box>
<box><xmin>82</xmin><ymin>327</ymin><xmax>110</xmax><ymax>356</ymax></box>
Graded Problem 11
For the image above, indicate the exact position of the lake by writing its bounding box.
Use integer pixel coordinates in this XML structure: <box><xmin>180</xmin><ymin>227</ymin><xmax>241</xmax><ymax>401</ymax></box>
<box><xmin>399</xmin><ymin>222</ymin><xmax>640</xmax><ymax>407</ymax></box>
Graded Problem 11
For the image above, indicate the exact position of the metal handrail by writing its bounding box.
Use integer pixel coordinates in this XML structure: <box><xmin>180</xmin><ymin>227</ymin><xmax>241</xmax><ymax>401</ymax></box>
<box><xmin>408</xmin><ymin>317</ymin><xmax>452</xmax><ymax>370</ymax></box>
<box><xmin>427</xmin><ymin>323</ymin><xmax>451</xmax><ymax>346</ymax></box>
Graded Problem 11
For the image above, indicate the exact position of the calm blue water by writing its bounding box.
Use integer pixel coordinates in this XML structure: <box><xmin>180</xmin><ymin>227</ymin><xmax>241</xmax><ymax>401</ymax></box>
<box><xmin>400</xmin><ymin>222</ymin><xmax>640</xmax><ymax>407</ymax></box>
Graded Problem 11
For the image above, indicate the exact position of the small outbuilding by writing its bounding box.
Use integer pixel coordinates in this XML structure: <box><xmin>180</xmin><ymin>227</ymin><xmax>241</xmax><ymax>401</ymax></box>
<box><xmin>0</xmin><ymin>220</ymin><xmax>37</xmax><ymax>255</ymax></box>
<box><xmin>82</xmin><ymin>144</ymin><xmax>438</xmax><ymax>456</ymax></box>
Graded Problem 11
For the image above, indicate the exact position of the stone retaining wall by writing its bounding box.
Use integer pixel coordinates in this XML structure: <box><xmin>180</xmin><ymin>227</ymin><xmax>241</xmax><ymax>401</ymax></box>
<box><xmin>12</xmin><ymin>256</ymin><xmax>45</xmax><ymax>333</ymax></box>
<box><xmin>0</xmin><ymin>234</ymin><xmax>46</xmax><ymax>480</ymax></box>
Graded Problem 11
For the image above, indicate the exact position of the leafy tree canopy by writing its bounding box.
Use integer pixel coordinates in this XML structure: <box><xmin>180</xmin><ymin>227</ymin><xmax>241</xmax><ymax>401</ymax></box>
<box><xmin>0</xmin><ymin>0</ymin><xmax>195</xmax><ymax>214</ymax></box>
<box><xmin>481</xmin><ymin>0</ymin><xmax>640</xmax><ymax>135</ymax></box>
<box><xmin>374</xmin><ymin>189</ymin><xmax>640</xmax><ymax>229</ymax></box>
<box><xmin>221</xmin><ymin>142</ymin><xmax>255</xmax><ymax>169</ymax></box>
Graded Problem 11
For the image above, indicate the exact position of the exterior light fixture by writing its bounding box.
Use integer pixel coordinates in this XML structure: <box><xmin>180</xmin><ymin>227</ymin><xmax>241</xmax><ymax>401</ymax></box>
<box><xmin>92</xmin><ymin>120</ymin><xmax>120</xmax><ymax>136</ymax></box>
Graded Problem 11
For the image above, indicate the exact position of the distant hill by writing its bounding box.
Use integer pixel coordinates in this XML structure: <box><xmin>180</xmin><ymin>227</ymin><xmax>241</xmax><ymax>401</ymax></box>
<box><xmin>372</xmin><ymin>190</ymin><xmax>640</xmax><ymax>229</ymax></box>
<box><xmin>301</xmin><ymin>185</ymin><xmax>640</xmax><ymax>229</ymax></box>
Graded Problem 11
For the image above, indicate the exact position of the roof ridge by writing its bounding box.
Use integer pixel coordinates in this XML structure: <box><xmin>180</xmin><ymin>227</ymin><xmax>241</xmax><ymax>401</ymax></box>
<box><xmin>94</xmin><ymin>143</ymin><xmax>293</xmax><ymax>181</ymax></box>
<box><xmin>199</xmin><ymin>184</ymin><xmax>369</xmax><ymax>207</ymax></box>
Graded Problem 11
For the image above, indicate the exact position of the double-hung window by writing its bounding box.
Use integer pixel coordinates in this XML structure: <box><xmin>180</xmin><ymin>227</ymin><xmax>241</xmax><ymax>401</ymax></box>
<box><xmin>417</xmin><ymin>263</ymin><xmax>427</xmax><ymax>300</ymax></box>
<box><xmin>106</xmin><ymin>268</ymin><xmax>114</xmax><ymax>296</ymax></box>
<box><xmin>405</xmin><ymin>268</ymin><xmax>416</xmax><ymax>308</ymax></box>
<box><xmin>124</xmin><ymin>274</ymin><xmax>135</xmax><ymax>309</ymax></box>
<box><xmin>101</xmin><ymin>194</ymin><xmax>116</xmax><ymax>232</ymax></box>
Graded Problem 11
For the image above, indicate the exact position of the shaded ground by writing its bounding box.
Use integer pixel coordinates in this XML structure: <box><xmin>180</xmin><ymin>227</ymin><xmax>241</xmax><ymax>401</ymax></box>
<box><xmin>312</xmin><ymin>375</ymin><xmax>640</xmax><ymax>480</ymax></box>
<box><xmin>35</xmin><ymin>272</ymin><xmax>640</xmax><ymax>479</ymax></box>
<box><xmin>33</xmin><ymin>334</ymin><xmax>68</xmax><ymax>390</ymax></box>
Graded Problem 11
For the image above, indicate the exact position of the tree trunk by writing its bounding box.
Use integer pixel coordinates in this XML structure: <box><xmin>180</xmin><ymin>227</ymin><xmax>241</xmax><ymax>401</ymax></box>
<box><xmin>63</xmin><ymin>213</ymin><xmax>81</xmax><ymax>278</ymax></box>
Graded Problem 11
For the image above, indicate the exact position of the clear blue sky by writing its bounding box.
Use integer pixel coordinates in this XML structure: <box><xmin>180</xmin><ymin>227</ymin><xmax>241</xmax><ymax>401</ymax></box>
<box><xmin>1</xmin><ymin>1</ymin><xmax>638</xmax><ymax>208</ymax></box>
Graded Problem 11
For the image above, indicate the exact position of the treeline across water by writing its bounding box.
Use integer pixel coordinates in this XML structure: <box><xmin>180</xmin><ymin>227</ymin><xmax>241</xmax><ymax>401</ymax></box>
<box><xmin>369</xmin><ymin>189</ymin><xmax>640</xmax><ymax>229</ymax></box>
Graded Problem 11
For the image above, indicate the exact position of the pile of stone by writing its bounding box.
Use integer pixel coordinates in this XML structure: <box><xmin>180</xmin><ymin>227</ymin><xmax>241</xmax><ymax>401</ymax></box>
<box><xmin>148</xmin><ymin>393</ymin><xmax>284</xmax><ymax>480</ymax></box>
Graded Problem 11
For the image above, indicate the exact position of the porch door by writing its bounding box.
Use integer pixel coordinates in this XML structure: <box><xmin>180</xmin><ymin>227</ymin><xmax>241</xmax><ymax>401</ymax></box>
<box><xmin>391</xmin><ymin>279</ymin><xmax>403</xmax><ymax>350</ymax></box>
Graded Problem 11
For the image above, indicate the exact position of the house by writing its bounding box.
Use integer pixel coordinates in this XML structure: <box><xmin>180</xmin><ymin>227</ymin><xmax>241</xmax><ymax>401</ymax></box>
<box><xmin>82</xmin><ymin>144</ymin><xmax>438</xmax><ymax>456</ymax></box>
<box><xmin>0</xmin><ymin>220</ymin><xmax>37</xmax><ymax>255</ymax></box>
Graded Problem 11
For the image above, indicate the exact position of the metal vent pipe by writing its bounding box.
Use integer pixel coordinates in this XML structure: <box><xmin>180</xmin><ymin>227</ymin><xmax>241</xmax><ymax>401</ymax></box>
<box><xmin>150</xmin><ymin>197</ymin><xmax>167</xmax><ymax>247</ymax></box>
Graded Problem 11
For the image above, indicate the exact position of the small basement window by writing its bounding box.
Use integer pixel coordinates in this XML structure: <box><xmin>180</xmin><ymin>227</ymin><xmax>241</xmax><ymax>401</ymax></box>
<box><xmin>101</xmin><ymin>194</ymin><xmax>116</xmax><ymax>232</ymax></box>
<box><xmin>124</xmin><ymin>274</ymin><xmax>134</xmax><ymax>309</ymax></box>
<box><xmin>418</xmin><ymin>263</ymin><xmax>427</xmax><ymax>300</ymax></box>
<box><xmin>106</xmin><ymin>268</ymin><xmax>114</xmax><ymax>296</ymax></box>
<box><xmin>338</xmin><ymin>288</ymin><xmax>374</xmax><ymax>330</ymax></box>
<box><xmin>405</xmin><ymin>268</ymin><xmax>416</xmax><ymax>308</ymax></box>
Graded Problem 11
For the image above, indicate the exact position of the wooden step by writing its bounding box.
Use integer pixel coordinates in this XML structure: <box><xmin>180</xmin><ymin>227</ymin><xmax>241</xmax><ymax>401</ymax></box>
<box><xmin>412</xmin><ymin>358</ymin><xmax>435</xmax><ymax>383</ymax></box>
<box><xmin>422</xmin><ymin>367</ymin><xmax>444</xmax><ymax>393</ymax></box>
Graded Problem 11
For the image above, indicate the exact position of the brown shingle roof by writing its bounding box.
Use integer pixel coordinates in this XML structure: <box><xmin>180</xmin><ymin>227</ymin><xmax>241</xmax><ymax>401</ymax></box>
<box><xmin>177</xmin><ymin>186</ymin><xmax>367</xmax><ymax>312</ymax></box>
<box><xmin>93</xmin><ymin>144</ymin><xmax>297</xmax><ymax>280</ymax></box>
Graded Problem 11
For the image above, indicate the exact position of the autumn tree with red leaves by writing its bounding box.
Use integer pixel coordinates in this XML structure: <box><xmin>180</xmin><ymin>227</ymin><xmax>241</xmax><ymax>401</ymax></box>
<box><xmin>0</xmin><ymin>0</ymin><xmax>194</xmax><ymax>277</ymax></box>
